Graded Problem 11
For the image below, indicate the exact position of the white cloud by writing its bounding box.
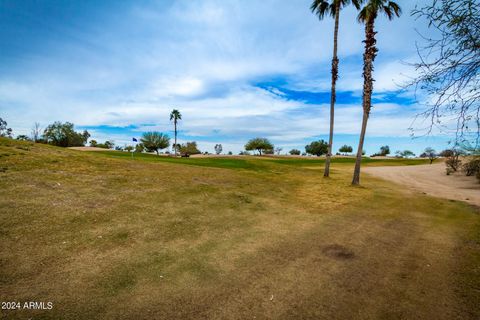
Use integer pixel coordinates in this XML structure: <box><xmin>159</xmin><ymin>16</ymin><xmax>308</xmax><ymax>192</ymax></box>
<box><xmin>0</xmin><ymin>0</ymin><xmax>447</xmax><ymax>153</ymax></box>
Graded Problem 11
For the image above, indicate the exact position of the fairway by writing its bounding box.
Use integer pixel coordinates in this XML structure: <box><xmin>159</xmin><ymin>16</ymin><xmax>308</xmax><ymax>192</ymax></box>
<box><xmin>1</xmin><ymin>139</ymin><xmax>479</xmax><ymax>319</ymax></box>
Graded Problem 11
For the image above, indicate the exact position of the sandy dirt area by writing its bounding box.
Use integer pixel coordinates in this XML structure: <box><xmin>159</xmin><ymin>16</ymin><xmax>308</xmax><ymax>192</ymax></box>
<box><xmin>365</xmin><ymin>163</ymin><xmax>480</xmax><ymax>207</ymax></box>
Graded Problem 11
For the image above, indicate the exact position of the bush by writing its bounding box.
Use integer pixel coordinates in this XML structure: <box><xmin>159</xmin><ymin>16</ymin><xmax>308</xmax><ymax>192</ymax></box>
<box><xmin>445</xmin><ymin>149</ymin><xmax>462</xmax><ymax>173</ymax></box>
<box><xmin>96</xmin><ymin>140</ymin><xmax>115</xmax><ymax>149</ymax></box>
<box><xmin>177</xmin><ymin>141</ymin><xmax>201</xmax><ymax>156</ymax></box>
<box><xmin>462</xmin><ymin>158</ymin><xmax>480</xmax><ymax>176</ymax></box>
<box><xmin>289</xmin><ymin>149</ymin><xmax>301</xmax><ymax>155</ymax></box>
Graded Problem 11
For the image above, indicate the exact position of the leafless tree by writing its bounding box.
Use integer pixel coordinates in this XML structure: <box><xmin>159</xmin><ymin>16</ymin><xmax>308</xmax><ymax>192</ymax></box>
<box><xmin>407</xmin><ymin>0</ymin><xmax>480</xmax><ymax>147</ymax></box>
<box><xmin>31</xmin><ymin>122</ymin><xmax>41</xmax><ymax>142</ymax></box>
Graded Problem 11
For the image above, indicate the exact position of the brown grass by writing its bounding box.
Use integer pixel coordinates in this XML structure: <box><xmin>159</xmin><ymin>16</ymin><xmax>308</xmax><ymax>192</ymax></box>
<box><xmin>1</xmin><ymin>138</ymin><xmax>479</xmax><ymax>319</ymax></box>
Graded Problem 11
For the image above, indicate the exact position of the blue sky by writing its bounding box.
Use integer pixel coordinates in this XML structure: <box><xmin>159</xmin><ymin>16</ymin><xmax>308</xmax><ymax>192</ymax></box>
<box><xmin>0</xmin><ymin>0</ymin><xmax>453</xmax><ymax>154</ymax></box>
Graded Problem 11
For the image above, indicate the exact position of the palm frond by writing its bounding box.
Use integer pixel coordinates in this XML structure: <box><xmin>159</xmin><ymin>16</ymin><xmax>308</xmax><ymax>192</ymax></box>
<box><xmin>310</xmin><ymin>0</ymin><xmax>332</xmax><ymax>19</ymax></box>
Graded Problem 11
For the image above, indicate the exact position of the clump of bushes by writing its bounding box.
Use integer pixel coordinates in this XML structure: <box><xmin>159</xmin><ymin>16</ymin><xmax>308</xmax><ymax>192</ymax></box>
<box><xmin>462</xmin><ymin>157</ymin><xmax>480</xmax><ymax>183</ymax></box>
<box><xmin>444</xmin><ymin>149</ymin><xmax>462</xmax><ymax>174</ymax></box>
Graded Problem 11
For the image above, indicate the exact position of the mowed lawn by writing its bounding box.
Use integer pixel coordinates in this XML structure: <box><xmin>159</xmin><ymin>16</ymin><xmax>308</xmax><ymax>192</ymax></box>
<box><xmin>1</xmin><ymin>138</ymin><xmax>479</xmax><ymax>319</ymax></box>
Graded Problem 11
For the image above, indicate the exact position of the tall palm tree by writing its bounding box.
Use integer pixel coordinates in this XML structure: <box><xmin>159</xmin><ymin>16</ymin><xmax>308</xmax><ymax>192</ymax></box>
<box><xmin>352</xmin><ymin>0</ymin><xmax>401</xmax><ymax>185</ymax></box>
<box><xmin>311</xmin><ymin>0</ymin><xmax>362</xmax><ymax>178</ymax></box>
<box><xmin>169</xmin><ymin>109</ymin><xmax>182</xmax><ymax>156</ymax></box>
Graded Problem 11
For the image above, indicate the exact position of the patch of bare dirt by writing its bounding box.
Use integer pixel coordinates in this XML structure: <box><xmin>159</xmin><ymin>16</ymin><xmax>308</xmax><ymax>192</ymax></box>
<box><xmin>364</xmin><ymin>163</ymin><xmax>480</xmax><ymax>206</ymax></box>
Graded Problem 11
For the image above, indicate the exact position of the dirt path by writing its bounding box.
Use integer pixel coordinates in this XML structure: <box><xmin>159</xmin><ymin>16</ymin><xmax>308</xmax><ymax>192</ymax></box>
<box><xmin>364</xmin><ymin>163</ymin><xmax>480</xmax><ymax>207</ymax></box>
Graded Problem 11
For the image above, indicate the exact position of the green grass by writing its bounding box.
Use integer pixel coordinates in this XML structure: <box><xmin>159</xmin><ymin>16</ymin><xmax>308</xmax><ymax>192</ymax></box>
<box><xmin>86</xmin><ymin>149</ymin><xmax>430</xmax><ymax>171</ymax></box>
<box><xmin>0</xmin><ymin>138</ymin><xmax>478</xmax><ymax>320</ymax></box>
<box><xmin>90</xmin><ymin>150</ymin><xmax>267</xmax><ymax>170</ymax></box>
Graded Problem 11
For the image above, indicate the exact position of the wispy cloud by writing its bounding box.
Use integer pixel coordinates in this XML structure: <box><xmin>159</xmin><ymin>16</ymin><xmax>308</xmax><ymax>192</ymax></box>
<box><xmin>0</xmin><ymin>0</ymin><xmax>448</xmax><ymax>153</ymax></box>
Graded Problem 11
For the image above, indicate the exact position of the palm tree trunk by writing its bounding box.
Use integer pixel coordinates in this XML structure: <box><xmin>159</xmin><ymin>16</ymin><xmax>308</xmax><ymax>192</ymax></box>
<box><xmin>324</xmin><ymin>1</ymin><xmax>341</xmax><ymax>178</ymax></box>
<box><xmin>352</xmin><ymin>18</ymin><xmax>377</xmax><ymax>185</ymax></box>
<box><xmin>174</xmin><ymin>120</ymin><xmax>177</xmax><ymax>157</ymax></box>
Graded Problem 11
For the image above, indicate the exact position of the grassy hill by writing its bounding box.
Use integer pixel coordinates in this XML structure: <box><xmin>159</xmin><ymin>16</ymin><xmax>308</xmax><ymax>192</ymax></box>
<box><xmin>1</xmin><ymin>138</ymin><xmax>479</xmax><ymax>319</ymax></box>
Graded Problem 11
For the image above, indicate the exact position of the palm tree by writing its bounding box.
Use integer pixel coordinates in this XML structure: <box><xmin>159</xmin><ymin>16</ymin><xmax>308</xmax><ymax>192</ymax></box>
<box><xmin>311</xmin><ymin>0</ymin><xmax>362</xmax><ymax>178</ymax></box>
<box><xmin>351</xmin><ymin>0</ymin><xmax>401</xmax><ymax>185</ymax></box>
<box><xmin>169</xmin><ymin>109</ymin><xmax>182</xmax><ymax>156</ymax></box>
<box><xmin>140</xmin><ymin>132</ymin><xmax>170</xmax><ymax>155</ymax></box>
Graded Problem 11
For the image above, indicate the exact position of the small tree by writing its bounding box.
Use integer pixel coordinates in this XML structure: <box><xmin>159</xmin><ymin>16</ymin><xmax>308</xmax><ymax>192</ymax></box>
<box><xmin>177</xmin><ymin>141</ymin><xmax>201</xmax><ymax>155</ymax></box>
<box><xmin>228</xmin><ymin>151</ymin><xmax>233</xmax><ymax>155</ymax></box>
<box><xmin>339</xmin><ymin>145</ymin><xmax>353</xmax><ymax>155</ymax></box>
<box><xmin>104</xmin><ymin>140</ymin><xmax>115</xmax><ymax>149</ymax></box>
<box><xmin>305</xmin><ymin>140</ymin><xmax>328</xmax><ymax>156</ymax></box>
<box><xmin>31</xmin><ymin>122</ymin><xmax>41</xmax><ymax>142</ymax></box>
<box><xmin>245</xmin><ymin>138</ymin><xmax>274</xmax><ymax>156</ymax></box>
<box><xmin>396</xmin><ymin>150</ymin><xmax>415</xmax><ymax>158</ymax></box>
<box><xmin>214</xmin><ymin>144</ymin><xmax>223</xmax><ymax>155</ymax></box>
<box><xmin>0</xmin><ymin>118</ymin><xmax>13</xmax><ymax>138</ymax></box>
<box><xmin>379</xmin><ymin>145</ymin><xmax>390</xmax><ymax>156</ymax></box>
<box><xmin>89</xmin><ymin>140</ymin><xmax>98</xmax><ymax>147</ymax></box>
<box><xmin>124</xmin><ymin>146</ymin><xmax>134</xmax><ymax>152</ymax></box>
<box><xmin>424</xmin><ymin>147</ymin><xmax>437</xmax><ymax>164</ymax></box>
<box><xmin>135</xmin><ymin>143</ymin><xmax>145</xmax><ymax>153</ymax></box>
<box><xmin>445</xmin><ymin>149</ymin><xmax>462</xmax><ymax>173</ymax></box>
<box><xmin>289</xmin><ymin>149</ymin><xmax>301</xmax><ymax>155</ymax></box>
<box><xmin>43</xmin><ymin>122</ymin><xmax>89</xmax><ymax>147</ymax></box>
<box><xmin>141</xmin><ymin>132</ymin><xmax>170</xmax><ymax>155</ymax></box>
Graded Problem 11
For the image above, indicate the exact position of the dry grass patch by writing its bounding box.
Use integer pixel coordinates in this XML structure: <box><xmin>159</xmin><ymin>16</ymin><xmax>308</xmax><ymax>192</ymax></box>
<box><xmin>1</xmin><ymin>138</ymin><xmax>479</xmax><ymax>319</ymax></box>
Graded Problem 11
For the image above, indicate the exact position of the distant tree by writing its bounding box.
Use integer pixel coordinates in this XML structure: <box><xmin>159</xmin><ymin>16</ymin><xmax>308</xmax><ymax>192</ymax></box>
<box><xmin>89</xmin><ymin>140</ymin><xmax>98</xmax><ymax>147</ymax></box>
<box><xmin>275</xmin><ymin>147</ymin><xmax>283</xmax><ymax>155</ymax></box>
<box><xmin>124</xmin><ymin>146</ymin><xmax>134</xmax><ymax>152</ymax></box>
<box><xmin>135</xmin><ymin>143</ymin><xmax>145</xmax><ymax>153</ymax></box>
<box><xmin>31</xmin><ymin>122</ymin><xmax>41</xmax><ymax>142</ymax></box>
<box><xmin>239</xmin><ymin>151</ymin><xmax>251</xmax><ymax>156</ymax></box>
<box><xmin>396</xmin><ymin>150</ymin><xmax>415</xmax><ymax>158</ymax></box>
<box><xmin>228</xmin><ymin>151</ymin><xmax>233</xmax><ymax>155</ymax></box>
<box><xmin>114</xmin><ymin>146</ymin><xmax>123</xmax><ymax>151</ymax></box>
<box><xmin>289</xmin><ymin>149</ymin><xmax>301</xmax><ymax>155</ymax></box>
<box><xmin>16</xmin><ymin>135</ymin><xmax>31</xmax><ymax>141</ymax></box>
<box><xmin>170</xmin><ymin>109</ymin><xmax>182</xmax><ymax>156</ymax></box>
<box><xmin>379</xmin><ymin>145</ymin><xmax>390</xmax><ymax>156</ymax></box>
<box><xmin>305</xmin><ymin>140</ymin><xmax>329</xmax><ymax>156</ymax></box>
<box><xmin>339</xmin><ymin>144</ymin><xmax>353</xmax><ymax>154</ymax></box>
<box><xmin>177</xmin><ymin>141</ymin><xmax>201</xmax><ymax>155</ymax></box>
<box><xmin>141</xmin><ymin>132</ymin><xmax>170</xmax><ymax>155</ymax></box>
<box><xmin>423</xmin><ymin>147</ymin><xmax>437</xmax><ymax>164</ymax></box>
<box><xmin>214</xmin><ymin>144</ymin><xmax>223</xmax><ymax>155</ymax></box>
<box><xmin>0</xmin><ymin>118</ymin><xmax>13</xmax><ymax>138</ymax></box>
<box><xmin>43</xmin><ymin>122</ymin><xmax>89</xmax><ymax>147</ymax></box>
<box><xmin>439</xmin><ymin>149</ymin><xmax>454</xmax><ymax>157</ymax></box>
<box><xmin>104</xmin><ymin>140</ymin><xmax>115</xmax><ymax>149</ymax></box>
<box><xmin>245</xmin><ymin>138</ymin><xmax>274</xmax><ymax>156</ymax></box>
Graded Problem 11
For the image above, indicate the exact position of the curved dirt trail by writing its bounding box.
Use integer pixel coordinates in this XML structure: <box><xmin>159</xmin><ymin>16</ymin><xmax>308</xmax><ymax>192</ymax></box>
<box><xmin>364</xmin><ymin>163</ymin><xmax>480</xmax><ymax>206</ymax></box>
